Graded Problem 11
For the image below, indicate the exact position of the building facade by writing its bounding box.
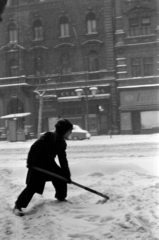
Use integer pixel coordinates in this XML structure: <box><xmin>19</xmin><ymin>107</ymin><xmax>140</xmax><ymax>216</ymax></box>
<box><xmin>0</xmin><ymin>0</ymin><xmax>118</xmax><ymax>139</ymax></box>
<box><xmin>114</xmin><ymin>0</ymin><xmax>159</xmax><ymax>134</ymax></box>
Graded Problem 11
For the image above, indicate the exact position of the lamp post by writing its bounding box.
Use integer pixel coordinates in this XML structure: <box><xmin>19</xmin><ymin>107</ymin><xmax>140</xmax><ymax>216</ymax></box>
<box><xmin>75</xmin><ymin>86</ymin><xmax>98</xmax><ymax>131</ymax></box>
<box><xmin>34</xmin><ymin>89</ymin><xmax>46</xmax><ymax>138</ymax></box>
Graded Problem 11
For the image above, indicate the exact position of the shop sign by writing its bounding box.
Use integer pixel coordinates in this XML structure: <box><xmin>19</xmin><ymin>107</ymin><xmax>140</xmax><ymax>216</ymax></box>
<box><xmin>120</xmin><ymin>89</ymin><xmax>159</xmax><ymax>106</ymax></box>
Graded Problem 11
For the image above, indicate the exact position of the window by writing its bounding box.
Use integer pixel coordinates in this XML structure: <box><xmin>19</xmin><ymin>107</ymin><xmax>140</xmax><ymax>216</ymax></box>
<box><xmin>61</xmin><ymin>106</ymin><xmax>82</xmax><ymax>116</ymax></box>
<box><xmin>10</xmin><ymin>0</ymin><xmax>19</xmax><ymax>6</ymax></box>
<box><xmin>34</xmin><ymin>56</ymin><xmax>44</xmax><ymax>75</ymax></box>
<box><xmin>131</xmin><ymin>58</ymin><xmax>141</xmax><ymax>77</ymax></box>
<box><xmin>60</xmin><ymin>16</ymin><xmax>69</xmax><ymax>37</ymax></box>
<box><xmin>86</xmin><ymin>13</ymin><xmax>97</xmax><ymax>34</ymax></box>
<box><xmin>131</xmin><ymin>57</ymin><xmax>154</xmax><ymax>77</ymax></box>
<box><xmin>129</xmin><ymin>16</ymin><xmax>139</xmax><ymax>36</ymax></box>
<box><xmin>141</xmin><ymin>17</ymin><xmax>151</xmax><ymax>35</ymax></box>
<box><xmin>8</xmin><ymin>23</ymin><xmax>17</xmax><ymax>43</ymax></box>
<box><xmin>141</xmin><ymin>111</ymin><xmax>159</xmax><ymax>129</ymax></box>
<box><xmin>60</xmin><ymin>53</ymin><xmax>71</xmax><ymax>74</ymax></box>
<box><xmin>141</xmin><ymin>17</ymin><xmax>150</xmax><ymax>25</ymax></box>
<box><xmin>33</xmin><ymin>20</ymin><xmax>43</xmax><ymax>41</ymax></box>
<box><xmin>143</xmin><ymin>57</ymin><xmax>153</xmax><ymax>76</ymax></box>
<box><xmin>6</xmin><ymin>0</ymin><xmax>10</xmax><ymax>6</ymax></box>
<box><xmin>128</xmin><ymin>15</ymin><xmax>151</xmax><ymax>36</ymax></box>
<box><xmin>88</xmin><ymin>51</ymin><xmax>99</xmax><ymax>72</ymax></box>
<box><xmin>9</xmin><ymin>59</ymin><xmax>19</xmax><ymax>76</ymax></box>
<box><xmin>129</xmin><ymin>17</ymin><xmax>138</xmax><ymax>27</ymax></box>
<box><xmin>7</xmin><ymin>98</ymin><xmax>24</xmax><ymax>114</ymax></box>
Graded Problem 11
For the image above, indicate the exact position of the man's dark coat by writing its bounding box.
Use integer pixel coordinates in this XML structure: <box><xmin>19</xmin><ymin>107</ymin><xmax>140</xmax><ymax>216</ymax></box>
<box><xmin>26</xmin><ymin>131</ymin><xmax>71</xmax><ymax>194</ymax></box>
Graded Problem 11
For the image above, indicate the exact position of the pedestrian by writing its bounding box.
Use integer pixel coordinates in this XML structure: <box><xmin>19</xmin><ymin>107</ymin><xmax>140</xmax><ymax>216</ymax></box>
<box><xmin>13</xmin><ymin>118</ymin><xmax>73</xmax><ymax>216</ymax></box>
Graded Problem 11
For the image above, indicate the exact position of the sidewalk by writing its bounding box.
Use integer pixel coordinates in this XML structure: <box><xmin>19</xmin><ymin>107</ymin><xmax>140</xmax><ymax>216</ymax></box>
<box><xmin>0</xmin><ymin>133</ymin><xmax>159</xmax><ymax>149</ymax></box>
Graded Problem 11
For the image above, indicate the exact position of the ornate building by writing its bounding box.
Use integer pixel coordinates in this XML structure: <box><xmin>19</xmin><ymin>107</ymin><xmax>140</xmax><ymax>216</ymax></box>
<box><xmin>0</xmin><ymin>0</ymin><xmax>118</xmax><ymax>139</ymax></box>
<box><xmin>114</xmin><ymin>0</ymin><xmax>159</xmax><ymax>134</ymax></box>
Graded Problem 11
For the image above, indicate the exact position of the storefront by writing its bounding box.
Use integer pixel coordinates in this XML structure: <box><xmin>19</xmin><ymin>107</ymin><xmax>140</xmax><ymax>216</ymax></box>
<box><xmin>39</xmin><ymin>84</ymin><xmax>112</xmax><ymax>135</ymax></box>
<box><xmin>57</xmin><ymin>94</ymin><xmax>111</xmax><ymax>135</ymax></box>
<box><xmin>118</xmin><ymin>85</ymin><xmax>159</xmax><ymax>134</ymax></box>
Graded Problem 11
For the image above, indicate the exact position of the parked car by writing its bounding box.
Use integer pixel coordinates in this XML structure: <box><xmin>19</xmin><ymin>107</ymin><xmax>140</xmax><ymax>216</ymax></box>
<box><xmin>68</xmin><ymin>125</ymin><xmax>91</xmax><ymax>140</ymax></box>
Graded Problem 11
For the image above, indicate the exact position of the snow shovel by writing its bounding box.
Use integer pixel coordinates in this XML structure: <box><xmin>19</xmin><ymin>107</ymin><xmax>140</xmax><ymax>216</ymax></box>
<box><xmin>32</xmin><ymin>166</ymin><xmax>109</xmax><ymax>201</ymax></box>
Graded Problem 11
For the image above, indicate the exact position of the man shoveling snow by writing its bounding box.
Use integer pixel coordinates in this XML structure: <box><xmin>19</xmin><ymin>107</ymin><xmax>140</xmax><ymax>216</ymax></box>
<box><xmin>13</xmin><ymin>118</ymin><xmax>73</xmax><ymax>216</ymax></box>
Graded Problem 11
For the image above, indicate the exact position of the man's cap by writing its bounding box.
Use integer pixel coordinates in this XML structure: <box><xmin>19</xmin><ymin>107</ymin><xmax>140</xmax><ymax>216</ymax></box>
<box><xmin>55</xmin><ymin>118</ymin><xmax>73</xmax><ymax>137</ymax></box>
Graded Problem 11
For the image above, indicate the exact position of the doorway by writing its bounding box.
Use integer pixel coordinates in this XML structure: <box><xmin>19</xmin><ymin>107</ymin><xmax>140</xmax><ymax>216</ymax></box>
<box><xmin>132</xmin><ymin>111</ymin><xmax>141</xmax><ymax>134</ymax></box>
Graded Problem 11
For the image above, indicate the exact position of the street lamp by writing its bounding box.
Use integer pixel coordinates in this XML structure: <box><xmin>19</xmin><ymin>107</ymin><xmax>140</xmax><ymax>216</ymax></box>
<box><xmin>34</xmin><ymin>89</ymin><xmax>46</xmax><ymax>138</ymax></box>
<box><xmin>75</xmin><ymin>86</ymin><xmax>98</xmax><ymax>131</ymax></box>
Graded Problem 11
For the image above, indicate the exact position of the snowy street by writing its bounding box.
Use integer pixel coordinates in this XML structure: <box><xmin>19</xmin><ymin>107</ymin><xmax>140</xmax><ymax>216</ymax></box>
<box><xmin>0</xmin><ymin>134</ymin><xmax>159</xmax><ymax>176</ymax></box>
<box><xmin>0</xmin><ymin>134</ymin><xmax>159</xmax><ymax>240</ymax></box>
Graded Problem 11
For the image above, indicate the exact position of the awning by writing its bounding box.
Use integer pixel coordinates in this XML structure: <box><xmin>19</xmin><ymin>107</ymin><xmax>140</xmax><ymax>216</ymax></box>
<box><xmin>119</xmin><ymin>105</ymin><xmax>159</xmax><ymax>111</ymax></box>
<box><xmin>0</xmin><ymin>112</ymin><xmax>31</xmax><ymax>119</ymax></box>
<box><xmin>58</xmin><ymin>96</ymin><xmax>80</xmax><ymax>102</ymax></box>
<box><xmin>58</xmin><ymin>93</ymin><xmax>110</xmax><ymax>102</ymax></box>
<box><xmin>118</xmin><ymin>84</ymin><xmax>159</xmax><ymax>89</ymax></box>
<box><xmin>0</xmin><ymin>83</ymin><xmax>29</xmax><ymax>88</ymax></box>
<box><xmin>48</xmin><ymin>84</ymin><xmax>110</xmax><ymax>91</ymax></box>
<box><xmin>90</xmin><ymin>93</ymin><xmax>110</xmax><ymax>99</ymax></box>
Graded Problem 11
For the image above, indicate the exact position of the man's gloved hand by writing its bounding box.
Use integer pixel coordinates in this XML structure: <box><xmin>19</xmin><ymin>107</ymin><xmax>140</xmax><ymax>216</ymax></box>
<box><xmin>63</xmin><ymin>170</ymin><xmax>72</xmax><ymax>184</ymax></box>
<box><xmin>66</xmin><ymin>177</ymin><xmax>72</xmax><ymax>184</ymax></box>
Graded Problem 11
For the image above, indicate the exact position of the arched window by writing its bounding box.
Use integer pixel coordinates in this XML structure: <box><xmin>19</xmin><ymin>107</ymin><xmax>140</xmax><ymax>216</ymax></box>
<box><xmin>9</xmin><ymin>59</ymin><xmax>19</xmax><ymax>76</ymax></box>
<box><xmin>33</xmin><ymin>19</ymin><xmax>43</xmax><ymax>40</ymax></box>
<box><xmin>8</xmin><ymin>23</ymin><xmax>17</xmax><ymax>43</ymax></box>
<box><xmin>60</xmin><ymin>53</ymin><xmax>71</xmax><ymax>74</ymax></box>
<box><xmin>59</xmin><ymin>16</ymin><xmax>69</xmax><ymax>37</ymax></box>
<box><xmin>34</xmin><ymin>56</ymin><xmax>44</xmax><ymax>75</ymax></box>
<box><xmin>7</xmin><ymin>98</ymin><xmax>24</xmax><ymax>114</ymax></box>
<box><xmin>86</xmin><ymin>12</ymin><xmax>97</xmax><ymax>34</ymax></box>
<box><xmin>7</xmin><ymin>98</ymin><xmax>25</xmax><ymax>130</ymax></box>
<box><xmin>88</xmin><ymin>51</ymin><xmax>99</xmax><ymax>72</ymax></box>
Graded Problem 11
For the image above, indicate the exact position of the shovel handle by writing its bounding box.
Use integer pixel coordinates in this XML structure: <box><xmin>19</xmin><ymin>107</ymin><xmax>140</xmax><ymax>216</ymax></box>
<box><xmin>71</xmin><ymin>180</ymin><xmax>109</xmax><ymax>200</ymax></box>
<box><xmin>32</xmin><ymin>166</ymin><xmax>109</xmax><ymax>200</ymax></box>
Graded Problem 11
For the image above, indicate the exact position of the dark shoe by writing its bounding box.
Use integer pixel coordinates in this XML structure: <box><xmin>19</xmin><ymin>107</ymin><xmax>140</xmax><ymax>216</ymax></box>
<box><xmin>57</xmin><ymin>198</ymin><xmax>66</xmax><ymax>202</ymax></box>
<box><xmin>13</xmin><ymin>205</ymin><xmax>24</xmax><ymax>217</ymax></box>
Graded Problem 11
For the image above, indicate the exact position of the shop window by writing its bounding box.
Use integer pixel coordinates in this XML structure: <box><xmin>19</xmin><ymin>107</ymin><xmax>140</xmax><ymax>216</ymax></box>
<box><xmin>141</xmin><ymin>111</ymin><xmax>159</xmax><ymax>129</ymax></box>
<box><xmin>143</xmin><ymin>57</ymin><xmax>153</xmax><ymax>76</ymax></box>
<box><xmin>60</xmin><ymin>53</ymin><xmax>71</xmax><ymax>74</ymax></box>
<box><xmin>8</xmin><ymin>23</ymin><xmax>18</xmax><ymax>43</ymax></box>
<box><xmin>59</xmin><ymin>16</ymin><xmax>69</xmax><ymax>37</ymax></box>
<box><xmin>88</xmin><ymin>51</ymin><xmax>99</xmax><ymax>72</ymax></box>
<box><xmin>60</xmin><ymin>106</ymin><xmax>82</xmax><ymax>116</ymax></box>
<box><xmin>86</xmin><ymin>12</ymin><xmax>97</xmax><ymax>34</ymax></box>
<box><xmin>131</xmin><ymin>58</ymin><xmax>141</xmax><ymax>77</ymax></box>
<box><xmin>33</xmin><ymin>20</ymin><xmax>43</xmax><ymax>41</ymax></box>
<box><xmin>9</xmin><ymin>59</ymin><xmax>19</xmax><ymax>76</ymax></box>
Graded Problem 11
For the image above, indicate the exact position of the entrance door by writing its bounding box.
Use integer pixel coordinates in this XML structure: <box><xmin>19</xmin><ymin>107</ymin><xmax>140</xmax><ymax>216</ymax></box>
<box><xmin>132</xmin><ymin>111</ymin><xmax>141</xmax><ymax>134</ymax></box>
<box><xmin>99</xmin><ymin>114</ymin><xmax>108</xmax><ymax>134</ymax></box>
<box><xmin>8</xmin><ymin>120</ymin><xmax>17</xmax><ymax>142</ymax></box>
<box><xmin>88</xmin><ymin>114</ymin><xmax>98</xmax><ymax>135</ymax></box>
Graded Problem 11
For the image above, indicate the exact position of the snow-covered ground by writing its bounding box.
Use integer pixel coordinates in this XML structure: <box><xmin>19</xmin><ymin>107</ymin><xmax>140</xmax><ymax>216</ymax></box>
<box><xmin>0</xmin><ymin>134</ymin><xmax>159</xmax><ymax>240</ymax></box>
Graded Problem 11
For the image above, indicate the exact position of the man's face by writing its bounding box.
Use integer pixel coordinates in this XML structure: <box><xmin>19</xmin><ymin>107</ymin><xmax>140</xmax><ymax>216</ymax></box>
<box><xmin>63</xmin><ymin>129</ymin><xmax>72</xmax><ymax>140</ymax></box>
